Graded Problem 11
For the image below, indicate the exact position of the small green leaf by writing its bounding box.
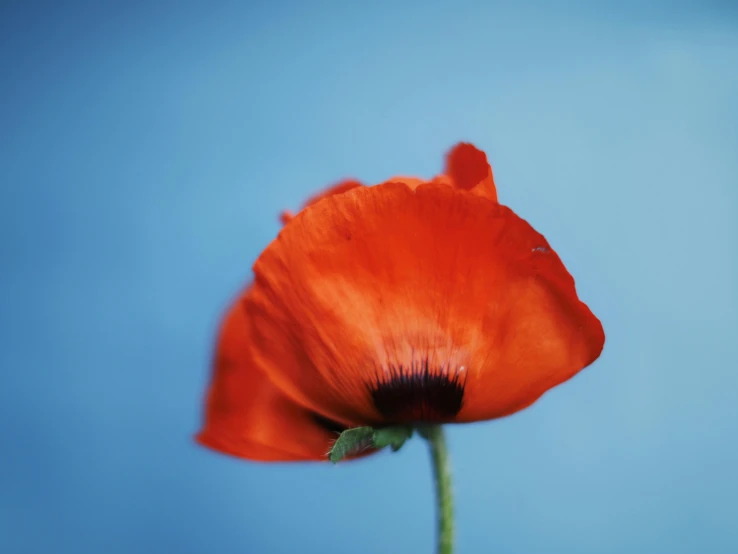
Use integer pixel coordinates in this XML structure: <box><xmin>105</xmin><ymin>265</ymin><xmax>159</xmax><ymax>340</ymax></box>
<box><xmin>328</xmin><ymin>426</ymin><xmax>374</xmax><ymax>463</ymax></box>
<box><xmin>329</xmin><ymin>425</ymin><xmax>415</xmax><ymax>463</ymax></box>
<box><xmin>373</xmin><ymin>426</ymin><xmax>413</xmax><ymax>452</ymax></box>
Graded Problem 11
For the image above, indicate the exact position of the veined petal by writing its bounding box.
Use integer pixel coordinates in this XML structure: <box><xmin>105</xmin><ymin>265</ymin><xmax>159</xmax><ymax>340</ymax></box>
<box><xmin>377</xmin><ymin>143</ymin><xmax>497</xmax><ymax>200</ymax></box>
<box><xmin>248</xmin><ymin>182</ymin><xmax>603</xmax><ymax>425</ymax></box>
<box><xmin>281</xmin><ymin>179</ymin><xmax>364</xmax><ymax>225</ymax></box>
<box><xmin>196</xmin><ymin>290</ymin><xmax>373</xmax><ymax>462</ymax></box>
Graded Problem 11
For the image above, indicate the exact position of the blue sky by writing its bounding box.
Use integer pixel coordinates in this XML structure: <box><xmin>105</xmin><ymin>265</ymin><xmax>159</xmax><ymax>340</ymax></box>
<box><xmin>1</xmin><ymin>2</ymin><xmax>737</xmax><ymax>553</ymax></box>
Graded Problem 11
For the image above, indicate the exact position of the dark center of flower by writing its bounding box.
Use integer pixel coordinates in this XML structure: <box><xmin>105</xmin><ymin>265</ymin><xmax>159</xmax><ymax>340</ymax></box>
<box><xmin>369</xmin><ymin>358</ymin><xmax>465</xmax><ymax>423</ymax></box>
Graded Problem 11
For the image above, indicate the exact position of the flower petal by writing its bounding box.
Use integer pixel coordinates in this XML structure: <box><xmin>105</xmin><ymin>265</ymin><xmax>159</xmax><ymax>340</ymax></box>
<box><xmin>377</xmin><ymin>176</ymin><xmax>426</xmax><ymax>190</ymax></box>
<box><xmin>248</xmin><ymin>182</ymin><xmax>603</xmax><ymax>425</ymax></box>
<box><xmin>196</xmin><ymin>290</ymin><xmax>366</xmax><ymax>462</ymax></box>
<box><xmin>377</xmin><ymin>143</ymin><xmax>497</xmax><ymax>199</ymax></box>
<box><xmin>444</xmin><ymin>142</ymin><xmax>498</xmax><ymax>201</ymax></box>
<box><xmin>280</xmin><ymin>179</ymin><xmax>363</xmax><ymax>225</ymax></box>
<box><xmin>303</xmin><ymin>179</ymin><xmax>364</xmax><ymax>208</ymax></box>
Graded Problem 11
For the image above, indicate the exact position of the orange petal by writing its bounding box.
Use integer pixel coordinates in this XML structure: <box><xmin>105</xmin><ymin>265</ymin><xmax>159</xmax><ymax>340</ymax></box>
<box><xmin>248</xmin><ymin>182</ymin><xmax>603</xmax><ymax>425</ymax></box>
<box><xmin>444</xmin><ymin>142</ymin><xmax>498</xmax><ymax>201</ymax></box>
<box><xmin>279</xmin><ymin>210</ymin><xmax>295</xmax><ymax>225</ymax></box>
<box><xmin>377</xmin><ymin>176</ymin><xmax>426</xmax><ymax>190</ymax></box>
<box><xmin>280</xmin><ymin>179</ymin><xmax>364</xmax><ymax>226</ymax></box>
<box><xmin>302</xmin><ymin>179</ymin><xmax>364</xmax><ymax>208</ymax></box>
<box><xmin>378</xmin><ymin>144</ymin><xmax>497</xmax><ymax>199</ymax></box>
<box><xmin>196</xmin><ymin>290</ymin><xmax>372</xmax><ymax>462</ymax></box>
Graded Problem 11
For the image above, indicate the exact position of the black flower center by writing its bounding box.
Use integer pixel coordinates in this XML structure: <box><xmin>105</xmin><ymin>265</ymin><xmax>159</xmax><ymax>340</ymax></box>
<box><xmin>369</xmin><ymin>358</ymin><xmax>465</xmax><ymax>423</ymax></box>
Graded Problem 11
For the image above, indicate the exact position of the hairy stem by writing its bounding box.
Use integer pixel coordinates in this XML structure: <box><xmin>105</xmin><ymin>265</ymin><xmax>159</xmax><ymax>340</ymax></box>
<box><xmin>420</xmin><ymin>425</ymin><xmax>454</xmax><ymax>554</ymax></box>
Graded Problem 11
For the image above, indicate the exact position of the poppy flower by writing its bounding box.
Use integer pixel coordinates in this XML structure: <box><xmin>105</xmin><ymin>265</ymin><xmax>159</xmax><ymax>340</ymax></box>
<box><xmin>197</xmin><ymin>143</ymin><xmax>604</xmax><ymax>462</ymax></box>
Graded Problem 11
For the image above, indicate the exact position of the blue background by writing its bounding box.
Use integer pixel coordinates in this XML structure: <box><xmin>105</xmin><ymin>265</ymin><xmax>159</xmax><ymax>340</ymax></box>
<box><xmin>2</xmin><ymin>1</ymin><xmax>737</xmax><ymax>553</ymax></box>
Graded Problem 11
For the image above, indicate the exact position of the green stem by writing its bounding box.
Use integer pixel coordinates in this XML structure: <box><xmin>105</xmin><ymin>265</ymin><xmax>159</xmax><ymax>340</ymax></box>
<box><xmin>420</xmin><ymin>425</ymin><xmax>454</xmax><ymax>554</ymax></box>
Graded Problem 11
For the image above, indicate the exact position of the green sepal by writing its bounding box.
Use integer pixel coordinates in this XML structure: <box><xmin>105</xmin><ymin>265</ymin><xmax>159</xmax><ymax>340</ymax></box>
<box><xmin>328</xmin><ymin>425</ymin><xmax>414</xmax><ymax>463</ymax></box>
<box><xmin>328</xmin><ymin>427</ymin><xmax>375</xmax><ymax>463</ymax></box>
<box><xmin>372</xmin><ymin>425</ymin><xmax>413</xmax><ymax>452</ymax></box>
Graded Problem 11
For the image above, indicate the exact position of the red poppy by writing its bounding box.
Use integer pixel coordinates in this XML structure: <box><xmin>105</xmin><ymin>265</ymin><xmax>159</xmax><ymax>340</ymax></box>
<box><xmin>197</xmin><ymin>143</ymin><xmax>604</xmax><ymax>462</ymax></box>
